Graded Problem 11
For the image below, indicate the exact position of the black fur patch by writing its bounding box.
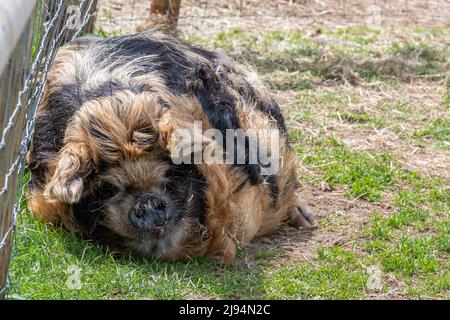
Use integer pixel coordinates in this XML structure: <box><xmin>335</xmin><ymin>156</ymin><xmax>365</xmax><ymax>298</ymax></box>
<box><xmin>264</xmin><ymin>175</ymin><xmax>279</xmax><ymax>204</ymax></box>
<box><xmin>165</xmin><ymin>163</ymin><xmax>208</xmax><ymax>225</ymax></box>
<box><xmin>257</xmin><ymin>99</ymin><xmax>287</xmax><ymax>133</ymax></box>
<box><xmin>237</xmin><ymin>80</ymin><xmax>287</xmax><ymax>134</ymax></box>
<box><xmin>72</xmin><ymin>191</ymin><xmax>127</xmax><ymax>252</ymax></box>
<box><xmin>97</xmin><ymin>34</ymin><xmax>263</xmax><ymax>184</ymax></box>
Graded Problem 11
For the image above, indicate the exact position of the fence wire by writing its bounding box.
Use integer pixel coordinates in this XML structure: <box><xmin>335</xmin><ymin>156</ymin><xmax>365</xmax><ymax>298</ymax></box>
<box><xmin>0</xmin><ymin>0</ymin><xmax>96</xmax><ymax>298</ymax></box>
<box><xmin>95</xmin><ymin>0</ymin><xmax>450</xmax><ymax>34</ymax></box>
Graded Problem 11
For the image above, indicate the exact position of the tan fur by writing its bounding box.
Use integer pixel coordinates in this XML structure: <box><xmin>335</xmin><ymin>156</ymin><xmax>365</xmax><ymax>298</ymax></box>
<box><xmin>28</xmin><ymin>190</ymin><xmax>73</xmax><ymax>230</ymax></box>
<box><xmin>30</xmin><ymin>76</ymin><xmax>303</xmax><ymax>262</ymax></box>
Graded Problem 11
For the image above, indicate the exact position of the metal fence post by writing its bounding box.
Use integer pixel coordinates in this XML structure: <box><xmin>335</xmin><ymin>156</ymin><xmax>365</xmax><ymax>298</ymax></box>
<box><xmin>150</xmin><ymin>0</ymin><xmax>181</xmax><ymax>30</ymax></box>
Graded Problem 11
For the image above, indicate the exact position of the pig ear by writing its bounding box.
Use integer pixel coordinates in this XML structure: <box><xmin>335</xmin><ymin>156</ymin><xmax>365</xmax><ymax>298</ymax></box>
<box><xmin>45</xmin><ymin>143</ymin><xmax>93</xmax><ymax>204</ymax></box>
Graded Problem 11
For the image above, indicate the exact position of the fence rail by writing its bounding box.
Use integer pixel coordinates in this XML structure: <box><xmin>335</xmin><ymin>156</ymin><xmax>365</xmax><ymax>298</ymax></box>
<box><xmin>0</xmin><ymin>0</ymin><xmax>96</xmax><ymax>299</ymax></box>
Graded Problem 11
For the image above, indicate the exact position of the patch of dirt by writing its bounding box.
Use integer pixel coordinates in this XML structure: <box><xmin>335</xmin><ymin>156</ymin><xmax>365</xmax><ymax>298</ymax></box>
<box><xmin>245</xmin><ymin>184</ymin><xmax>391</xmax><ymax>263</ymax></box>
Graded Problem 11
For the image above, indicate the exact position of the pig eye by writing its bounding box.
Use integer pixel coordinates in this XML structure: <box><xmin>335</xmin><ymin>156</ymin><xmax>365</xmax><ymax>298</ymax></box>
<box><xmin>99</xmin><ymin>182</ymin><xmax>121</xmax><ymax>199</ymax></box>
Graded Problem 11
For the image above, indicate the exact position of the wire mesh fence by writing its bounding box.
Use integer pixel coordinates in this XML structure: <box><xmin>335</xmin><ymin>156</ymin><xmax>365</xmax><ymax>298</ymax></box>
<box><xmin>0</xmin><ymin>0</ymin><xmax>97</xmax><ymax>298</ymax></box>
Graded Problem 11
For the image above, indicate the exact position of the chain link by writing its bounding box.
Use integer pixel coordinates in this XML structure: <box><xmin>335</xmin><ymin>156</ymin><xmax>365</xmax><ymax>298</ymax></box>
<box><xmin>0</xmin><ymin>0</ymin><xmax>96</xmax><ymax>296</ymax></box>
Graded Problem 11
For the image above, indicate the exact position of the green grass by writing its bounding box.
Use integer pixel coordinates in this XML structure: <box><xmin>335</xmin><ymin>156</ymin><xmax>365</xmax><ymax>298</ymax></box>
<box><xmin>294</xmin><ymin>136</ymin><xmax>396</xmax><ymax>201</ymax></box>
<box><xmin>7</xmin><ymin>208</ymin><xmax>373</xmax><ymax>299</ymax></box>
<box><xmin>264</xmin><ymin>248</ymin><xmax>369</xmax><ymax>299</ymax></box>
<box><xmin>267</xmin><ymin>71</ymin><xmax>315</xmax><ymax>91</ymax></box>
<box><xmin>331</xmin><ymin>111</ymin><xmax>386</xmax><ymax>127</ymax></box>
<box><xmin>362</xmin><ymin>174</ymin><xmax>449</xmax><ymax>297</ymax></box>
<box><xmin>414</xmin><ymin>118</ymin><xmax>450</xmax><ymax>148</ymax></box>
<box><xmin>93</xmin><ymin>26</ymin><xmax>123</xmax><ymax>38</ymax></box>
<box><xmin>10</xmin><ymin>212</ymin><xmax>264</xmax><ymax>299</ymax></box>
<box><xmin>8</xmin><ymin>210</ymin><xmax>376</xmax><ymax>299</ymax></box>
<box><xmin>445</xmin><ymin>91</ymin><xmax>450</xmax><ymax>109</ymax></box>
<box><xmin>444</xmin><ymin>79</ymin><xmax>450</xmax><ymax>108</ymax></box>
<box><xmin>368</xmin><ymin>237</ymin><xmax>441</xmax><ymax>276</ymax></box>
<box><xmin>297</xmin><ymin>90</ymin><xmax>349</xmax><ymax>106</ymax></box>
<box><xmin>390</xmin><ymin>42</ymin><xmax>448</xmax><ymax>76</ymax></box>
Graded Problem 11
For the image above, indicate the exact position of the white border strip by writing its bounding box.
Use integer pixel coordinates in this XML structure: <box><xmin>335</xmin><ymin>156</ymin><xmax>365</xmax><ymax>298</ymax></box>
<box><xmin>0</xmin><ymin>0</ymin><xmax>36</xmax><ymax>75</ymax></box>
